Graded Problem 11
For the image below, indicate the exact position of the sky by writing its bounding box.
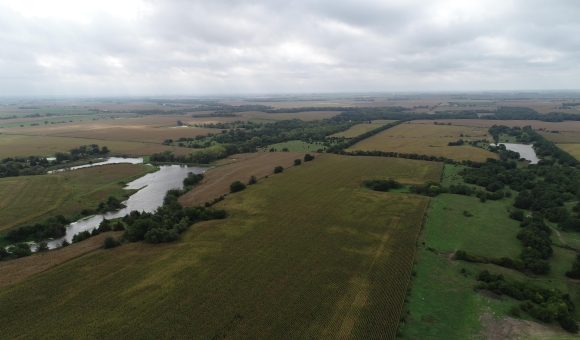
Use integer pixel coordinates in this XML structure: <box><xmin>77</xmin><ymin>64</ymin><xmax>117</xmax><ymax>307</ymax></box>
<box><xmin>0</xmin><ymin>0</ymin><xmax>579</xmax><ymax>96</ymax></box>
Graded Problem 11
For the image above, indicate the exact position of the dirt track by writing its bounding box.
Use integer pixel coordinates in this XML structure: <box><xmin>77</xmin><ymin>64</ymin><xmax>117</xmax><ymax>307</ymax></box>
<box><xmin>179</xmin><ymin>152</ymin><xmax>308</xmax><ymax>207</ymax></box>
<box><xmin>0</xmin><ymin>232</ymin><xmax>122</xmax><ymax>289</ymax></box>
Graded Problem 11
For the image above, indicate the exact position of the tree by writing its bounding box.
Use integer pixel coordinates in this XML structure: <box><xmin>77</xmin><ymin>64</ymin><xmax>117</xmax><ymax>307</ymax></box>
<box><xmin>248</xmin><ymin>175</ymin><xmax>257</xmax><ymax>185</ymax></box>
<box><xmin>37</xmin><ymin>241</ymin><xmax>49</xmax><ymax>252</ymax></box>
<box><xmin>294</xmin><ymin>159</ymin><xmax>301</xmax><ymax>166</ymax></box>
<box><xmin>177</xmin><ymin>120</ymin><xmax>184</xmax><ymax>126</ymax></box>
<box><xmin>304</xmin><ymin>154</ymin><xmax>315</xmax><ymax>162</ymax></box>
<box><xmin>274</xmin><ymin>166</ymin><xmax>283</xmax><ymax>174</ymax></box>
<box><xmin>103</xmin><ymin>236</ymin><xmax>119</xmax><ymax>249</ymax></box>
<box><xmin>230</xmin><ymin>181</ymin><xmax>246</xmax><ymax>193</ymax></box>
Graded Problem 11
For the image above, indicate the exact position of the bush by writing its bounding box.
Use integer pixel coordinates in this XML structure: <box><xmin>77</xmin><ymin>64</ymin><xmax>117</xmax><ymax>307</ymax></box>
<box><xmin>103</xmin><ymin>236</ymin><xmax>119</xmax><ymax>249</ymax></box>
<box><xmin>304</xmin><ymin>154</ymin><xmax>315</xmax><ymax>162</ymax></box>
<box><xmin>509</xmin><ymin>305</ymin><xmax>521</xmax><ymax>317</ymax></box>
<box><xmin>60</xmin><ymin>239</ymin><xmax>70</xmax><ymax>247</ymax></box>
<box><xmin>230</xmin><ymin>181</ymin><xmax>246</xmax><ymax>193</ymax></box>
<box><xmin>8</xmin><ymin>243</ymin><xmax>31</xmax><ymax>258</ymax></box>
<box><xmin>274</xmin><ymin>166</ymin><xmax>283</xmax><ymax>174</ymax></box>
<box><xmin>37</xmin><ymin>241</ymin><xmax>49</xmax><ymax>252</ymax></box>
<box><xmin>559</xmin><ymin>316</ymin><xmax>580</xmax><ymax>333</ymax></box>
<box><xmin>294</xmin><ymin>159</ymin><xmax>301</xmax><ymax>166</ymax></box>
<box><xmin>248</xmin><ymin>175</ymin><xmax>257</xmax><ymax>185</ymax></box>
<box><xmin>113</xmin><ymin>221</ymin><xmax>125</xmax><ymax>231</ymax></box>
<box><xmin>98</xmin><ymin>218</ymin><xmax>112</xmax><ymax>232</ymax></box>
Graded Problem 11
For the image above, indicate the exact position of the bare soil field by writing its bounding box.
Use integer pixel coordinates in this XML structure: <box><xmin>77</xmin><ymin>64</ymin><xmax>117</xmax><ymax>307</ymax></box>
<box><xmin>348</xmin><ymin>123</ymin><xmax>496</xmax><ymax>162</ymax></box>
<box><xmin>0</xmin><ymin>232</ymin><xmax>122</xmax><ymax>289</ymax></box>
<box><xmin>179</xmin><ymin>152</ymin><xmax>308</xmax><ymax>207</ymax></box>
<box><xmin>0</xmin><ymin>134</ymin><xmax>185</xmax><ymax>158</ymax></box>
<box><xmin>411</xmin><ymin>119</ymin><xmax>580</xmax><ymax>132</ymax></box>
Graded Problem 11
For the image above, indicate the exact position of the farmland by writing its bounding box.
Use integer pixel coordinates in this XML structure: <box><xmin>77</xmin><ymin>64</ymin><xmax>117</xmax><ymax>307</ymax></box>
<box><xmin>347</xmin><ymin>123</ymin><xmax>497</xmax><ymax>162</ymax></box>
<box><xmin>0</xmin><ymin>134</ymin><xmax>188</xmax><ymax>158</ymax></box>
<box><xmin>329</xmin><ymin>120</ymin><xmax>396</xmax><ymax>138</ymax></box>
<box><xmin>0</xmin><ymin>175</ymin><xmax>68</xmax><ymax>232</ymax></box>
<box><xmin>0</xmin><ymin>164</ymin><xmax>155</xmax><ymax>235</ymax></box>
<box><xmin>0</xmin><ymin>155</ymin><xmax>434</xmax><ymax>339</ymax></box>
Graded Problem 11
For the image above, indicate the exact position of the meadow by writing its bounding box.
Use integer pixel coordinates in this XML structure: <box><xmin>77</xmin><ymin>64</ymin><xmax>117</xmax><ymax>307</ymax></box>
<box><xmin>0</xmin><ymin>155</ymin><xmax>437</xmax><ymax>339</ymax></box>
<box><xmin>399</xmin><ymin>166</ymin><xmax>580</xmax><ymax>339</ymax></box>
<box><xmin>258</xmin><ymin>140</ymin><xmax>323</xmax><ymax>152</ymax></box>
<box><xmin>347</xmin><ymin>123</ymin><xmax>497</xmax><ymax>162</ymax></box>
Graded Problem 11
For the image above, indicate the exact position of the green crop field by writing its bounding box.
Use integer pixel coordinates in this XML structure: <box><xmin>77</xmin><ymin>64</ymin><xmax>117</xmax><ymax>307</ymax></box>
<box><xmin>0</xmin><ymin>175</ymin><xmax>69</xmax><ymax>232</ymax></box>
<box><xmin>259</xmin><ymin>139</ymin><xmax>324</xmax><ymax>152</ymax></box>
<box><xmin>0</xmin><ymin>155</ymin><xmax>438</xmax><ymax>339</ymax></box>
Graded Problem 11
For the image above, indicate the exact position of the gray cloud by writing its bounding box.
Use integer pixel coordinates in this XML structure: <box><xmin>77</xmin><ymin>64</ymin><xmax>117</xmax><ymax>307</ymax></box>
<box><xmin>0</xmin><ymin>0</ymin><xmax>579</xmax><ymax>96</ymax></box>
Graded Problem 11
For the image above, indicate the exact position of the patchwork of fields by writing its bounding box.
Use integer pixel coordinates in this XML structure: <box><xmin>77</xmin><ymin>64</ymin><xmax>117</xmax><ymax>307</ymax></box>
<box><xmin>347</xmin><ymin>123</ymin><xmax>497</xmax><ymax>162</ymax></box>
<box><xmin>329</xmin><ymin>120</ymin><xmax>396</xmax><ymax>138</ymax></box>
<box><xmin>0</xmin><ymin>155</ymin><xmax>436</xmax><ymax>339</ymax></box>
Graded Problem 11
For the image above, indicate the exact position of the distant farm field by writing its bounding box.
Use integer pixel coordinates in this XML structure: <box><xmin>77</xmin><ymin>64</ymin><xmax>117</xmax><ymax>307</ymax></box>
<box><xmin>0</xmin><ymin>155</ymin><xmax>434</xmax><ymax>339</ymax></box>
<box><xmin>555</xmin><ymin>144</ymin><xmax>580</xmax><ymax>161</ymax></box>
<box><xmin>0</xmin><ymin>175</ymin><xmax>68</xmax><ymax>232</ymax></box>
<box><xmin>0</xmin><ymin>134</ymin><xmax>186</xmax><ymax>158</ymax></box>
<box><xmin>329</xmin><ymin>120</ymin><xmax>396</xmax><ymax>138</ymax></box>
<box><xmin>259</xmin><ymin>140</ymin><xmax>323</xmax><ymax>152</ymax></box>
<box><xmin>242</xmin><ymin>110</ymin><xmax>341</xmax><ymax>121</ymax></box>
<box><xmin>348</xmin><ymin>123</ymin><xmax>497</xmax><ymax>162</ymax></box>
<box><xmin>411</xmin><ymin>119</ymin><xmax>580</xmax><ymax>132</ymax></box>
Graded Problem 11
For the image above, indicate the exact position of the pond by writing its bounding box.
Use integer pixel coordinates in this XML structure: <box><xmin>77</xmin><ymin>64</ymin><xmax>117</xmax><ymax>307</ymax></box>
<box><xmin>38</xmin><ymin>164</ymin><xmax>210</xmax><ymax>250</ymax></box>
<box><xmin>490</xmin><ymin>143</ymin><xmax>540</xmax><ymax>164</ymax></box>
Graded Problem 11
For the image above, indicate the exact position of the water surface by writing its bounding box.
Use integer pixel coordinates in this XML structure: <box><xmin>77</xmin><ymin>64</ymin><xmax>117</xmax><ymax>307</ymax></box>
<box><xmin>490</xmin><ymin>143</ymin><xmax>539</xmax><ymax>164</ymax></box>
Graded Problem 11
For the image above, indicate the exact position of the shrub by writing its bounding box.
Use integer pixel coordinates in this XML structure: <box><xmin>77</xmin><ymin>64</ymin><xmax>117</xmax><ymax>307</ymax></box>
<box><xmin>274</xmin><ymin>166</ymin><xmax>283</xmax><ymax>174</ymax></box>
<box><xmin>294</xmin><ymin>159</ymin><xmax>301</xmax><ymax>166</ymax></box>
<box><xmin>509</xmin><ymin>305</ymin><xmax>521</xmax><ymax>317</ymax></box>
<box><xmin>113</xmin><ymin>221</ymin><xmax>125</xmax><ymax>231</ymax></box>
<box><xmin>230</xmin><ymin>181</ymin><xmax>246</xmax><ymax>193</ymax></box>
<box><xmin>304</xmin><ymin>154</ymin><xmax>315</xmax><ymax>162</ymax></box>
<box><xmin>60</xmin><ymin>240</ymin><xmax>70</xmax><ymax>247</ymax></box>
<box><xmin>37</xmin><ymin>241</ymin><xmax>49</xmax><ymax>252</ymax></box>
<box><xmin>248</xmin><ymin>175</ymin><xmax>257</xmax><ymax>185</ymax></box>
<box><xmin>103</xmin><ymin>236</ymin><xmax>119</xmax><ymax>249</ymax></box>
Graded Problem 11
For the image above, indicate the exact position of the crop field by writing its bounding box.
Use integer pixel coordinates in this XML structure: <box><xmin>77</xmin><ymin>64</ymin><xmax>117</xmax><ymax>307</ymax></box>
<box><xmin>0</xmin><ymin>134</ymin><xmax>186</xmax><ymax>158</ymax></box>
<box><xmin>0</xmin><ymin>164</ymin><xmax>154</xmax><ymax>236</ymax></box>
<box><xmin>539</xmin><ymin>131</ymin><xmax>580</xmax><ymax>144</ymax></box>
<box><xmin>0</xmin><ymin>175</ymin><xmax>69</xmax><ymax>232</ymax></box>
<box><xmin>0</xmin><ymin>155</ymin><xmax>435</xmax><ymax>339</ymax></box>
<box><xmin>411</xmin><ymin>119</ymin><xmax>580</xmax><ymax>132</ymax></box>
<box><xmin>347</xmin><ymin>123</ymin><xmax>497</xmax><ymax>162</ymax></box>
<box><xmin>555</xmin><ymin>144</ymin><xmax>580</xmax><ymax>161</ymax></box>
<box><xmin>329</xmin><ymin>120</ymin><xmax>396</xmax><ymax>138</ymax></box>
<box><xmin>242</xmin><ymin>110</ymin><xmax>341</xmax><ymax>121</ymax></box>
<box><xmin>51</xmin><ymin>126</ymin><xmax>223</xmax><ymax>144</ymax></box>
<box><xmin>179</xmin><ymin>152</ymin><xmax>307</xmax><ymax>206</ymax></box>
<box><xmin>0</xmin><ymin>231</ymin><xmax>123</xmax><ymax>289</ymax></box>
<box><xmin>0</xmin><ymin>114</ymin><xmax>102</xmax><ymax>128</ymax></box>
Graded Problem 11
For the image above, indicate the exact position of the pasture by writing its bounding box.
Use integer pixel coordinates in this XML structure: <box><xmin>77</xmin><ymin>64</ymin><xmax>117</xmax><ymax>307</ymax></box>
<box><xmin>0</xmin><ymin>134</ymin><xmax>186</xmax><ymax>158</ymax></box>
<box><xmin>259</xmin><ymin>140</ymin><xmax>323</xmax><ymax>152</ymax></box>
<box><xmin>241</xmin><ymin>110</ymin><xmax>341</xmax><ymax>121</ymax></box>
<box><xmin>329</xmin><ymin>120</ymin><xmax>396</xmax><ymax>138</ymax></box>
<box><xmin>347</xmin><ymin>123</ymin><xmax>497</xmax><ymax>162</ymax></box>
<box><xmin>0</xmin><ymin>155</ymin><xmax>436</xmax><ymax>339</ymax></box>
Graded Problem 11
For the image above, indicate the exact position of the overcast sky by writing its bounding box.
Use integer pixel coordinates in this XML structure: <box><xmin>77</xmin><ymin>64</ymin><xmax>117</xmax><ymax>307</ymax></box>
<box><xmin>0</xmin><ymin>0</ymin><xmax>579</xmax><ymax>96</ymax></box>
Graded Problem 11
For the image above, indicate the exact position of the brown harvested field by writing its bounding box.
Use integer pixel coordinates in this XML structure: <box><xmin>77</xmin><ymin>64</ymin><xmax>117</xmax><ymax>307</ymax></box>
<box><xmin>51</xmin><ymin>126</ymin><xmax>222</xmax><ymax>144</ymax></box>
<box><xmin>539</xmin><ymin>131</ymin><xmax>580</xmax><ymax>144</ymax></box>
<box><xmin>179</xmin><ymin>152</ymin><xmax>308</xmax><ymax>207</ymax></box>
<box><xmin>329</xmin><ymin>120</ymin><xmax>396</xmax><ymax>138</ymax></box>
<box><xmin>348</xmin><ymin>123</ymin><xmax>497</xmax><ymax>162</ymax></box>
<box><xmin>0</xmin><ymin>232</ymin><xmax>122</xmax><ymax>289</ymax></box>
<box><xmin>0</xmin><ymin>134</ymin><xmax>188</xmax><ymax>158</ymax></box>
<box><xmin>411</xmin><ymin>119</ymin><xmax>580</xmax><ymax>132</ymax></box>
<box><xmin>242</xmin><ymin>110</ymin><xmax>341</xmax><ymax>121</ymax></box>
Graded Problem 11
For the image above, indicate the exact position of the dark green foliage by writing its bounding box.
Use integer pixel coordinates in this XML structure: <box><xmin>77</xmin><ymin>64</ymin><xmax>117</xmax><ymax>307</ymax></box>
<box><xmin>72</xmin><ymin>231</ymin><xmax>92</xmax><ymax>243</ymax></box>
<box><xmin>455</xmin><ymin>250</ymin><xmax>488</xmax><ymax>263</ymax></box>
<box><xmin>273</xmin><ymin>166</ymin><xmax>284</xmax><ymax>174</ymax></box>
<box><xmin>230</xmin><ymin>181</ymin><xmax>246</xmax><ymax>193</ymax></box>
<box><xmin>60</xmin><ymin>240</ymin><xmax>70</xmax><ymax>247</ymax></box>
<box><xmin>304</xmin><ymin>154</ymin><xmax>315</xmax><ymax>162</ymax></box>
<box><xmin>363</xmin><ymin>179</ymin><xmax>403</xmax><ymax>192</ymax></box>
<box><xmin>565</xmin><ymin>254</ymin><xmax>580</xmax><ymax>279</ymax></box>
<box><xmin>447</xmin><ymin>139</ymin><xmax>465</xmax><ymax>146</ymax></box>
<box><xmin>183</xmin><ymin>172</ymin><xmax>204</xmax><ymax>187</ymax></box>
<box><xmin>509</xmin><ymin>209</ymin><xmax>525</xmax><ymax>221</ymax></box>
<box><xmin>509</xmin><ymin>306</ymin><xmax>521</xmax><ymax>317</ymax></box>
<box><xmin>7</xmin><ymin>243</ymin><xmax>31</xmax><ymax>259</ymax></box>
<box><xmin>6</xmin><ymin>214</ymin><xmax>69</xmax><ymax>243</ymax></box>
<box><xmin>248</xmin><ymin>175</ymin><xmax>257</xmax><ymax>185</ymax></box>
<box><xmin>476</xmin><ymin>270</ymin><xmax>577</xmax><ymax>332</ymax></box>
<box><xmin>294</xmin><ymin>159</ymin><xmax>301</xmax><ymax>166</ymax></box>
<box><xmin>103</xmin><ymin>236</ymin><xmax>120</xmax><ymax>249</ymax></box>
<box><xmin>410</xmin><ymin>182</ymin><xmax>446</xmax><ymax>197</ymax></box>
<box><xmin>113</xmin><ymin>221</ymin><xmax>125</xmax><ymax>231</ymax></box>
<box><xmin>37</xmin><ymin>241</ymin><xmax>49</xmax><ymax>252</ymax></box>
<box><xmin>98</xmin><ymin>218</ymin><xmax>112</xmax><ymax>232</ymax></box>
<box><xmin>91</xmin><ymin>228</ymin><xmax>100</xmax><ymax>236</ymax></box>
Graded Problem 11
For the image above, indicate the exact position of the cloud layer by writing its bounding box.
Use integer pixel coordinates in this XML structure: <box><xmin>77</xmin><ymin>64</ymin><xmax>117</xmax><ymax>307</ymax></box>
<box><xmin>1</xmin><ymin>0</ymin><xmax>579</xmax><ymax>95</ymax></box>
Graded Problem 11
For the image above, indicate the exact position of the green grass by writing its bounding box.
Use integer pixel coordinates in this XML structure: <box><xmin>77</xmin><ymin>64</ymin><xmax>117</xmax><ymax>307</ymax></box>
<box><xmin>0</xmin><ymin>155</ymin><xmax>437</xmax><ymax>339</ymax></box>
<box><xmin>259</xmin><ymin>140</ymin><xmax>324</xmax><ymax>152</ymax></box>
<box><xmin>424</xmin><ymin>194</ymin><xmax>522</xmax><ymax>259</ymax></box>
<box><xmin>401</xmin><ymin>190</ymin><xmax>580</xmax><ymax>338</ymax></box>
